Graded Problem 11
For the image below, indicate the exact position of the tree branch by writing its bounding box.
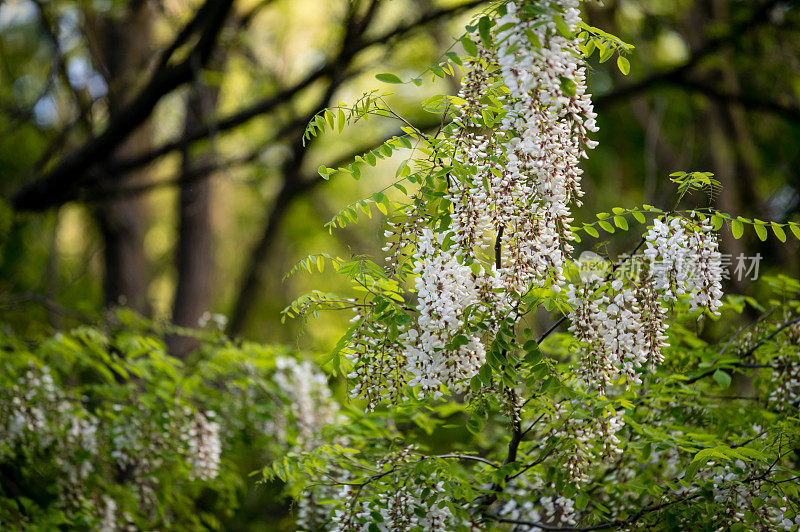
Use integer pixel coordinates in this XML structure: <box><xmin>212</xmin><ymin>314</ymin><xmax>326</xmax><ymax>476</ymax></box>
<box><xmin>684</xmin><ymin>315</ymin><xmax>800</xmax><ymax>384</ymax></box>
<box><xmin>594</xmin><ymin>0</ymin><xmax>784</xmax><ymax>108</ymax></box>
<box><xmin>11</xmin><ymin>0</ymin><xmax>236</xmax><ymax>211</ymax></box>
<box><xmin>11</xmin><ymin>0</ymin><xmax>487</xmax><ymax>212</ymax></box>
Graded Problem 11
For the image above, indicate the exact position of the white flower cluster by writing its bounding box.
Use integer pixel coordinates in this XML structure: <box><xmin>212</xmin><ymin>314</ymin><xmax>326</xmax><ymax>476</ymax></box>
<box><xmin>353</xmin><ymin>0</ymin><xmax>600</xmax><ymax>408</ymax></box>
<box><xmin>270</xmin><ymin>357</ymin><xmax>342</xmax><ymax>530</ymax></box>
<box><xmin>400</xmin><ymin>229</ymin><xmax>486</xmax><ymax>399</ymax></box>
<box><xmin>710</xmin><ymin>460</ymin><xmax>798</xmax><ymax>531</ymax></box>
<box><xmin>349</xmin><ymin>226</ymin><xmax>508</xmax><ymax>406</ymax></box>
<box><xmin>60</xmin><ymin>414</ymin><xmax>99</xmax><ymax>485</ymax></box>
<box><xmin>376</xmin><ymin>482</ymin><xmax>454</xmax><ymax>531</ymax></box>
<box><xmin>643</xmin><ymin>217</ymin><xmax>724</xmax><ymax>315</ymax></box>
<box><xmin>0</xmin><ymin>364</ymin><xmax>226</xmax><ymax>527</ymax></box>
<box><xmin>272</xmin><ymin>356</ymin><xmax>338</xmax><ymax>448</ymax></box>
<box><xmin>499</xmin><ymin>483</ymin><xmax>578</xmax><ymax>531</ymax></box>
<box><xmin>185</xmin><ymin>410</ymin><xmax>222</xmax><ymax>481</ymax></box>
<box><xmin>331</xmin><ymin>447</ymin><xmax>457</xmax><ymax>532</ymax></box>
<box><xmin>98</xmin><ymin>496</ymin><xmax>119</xmax><ymax>532</ymax></box>
<box><xmin>567</xmin><ymin>216</ymin><xmax>724</xmax><ymax>390</ymax></box>
<box><xmin>3</xmin><ymin>367</ymin><xmax>65</xmax><ymax>451</ymax></box>
<box><xmin>380</xmin><ymin>0</ymin><xmax>596</xmax><ymax>403</ymax></box>
<box><xmin>768</xmin><ymin>321</ymin><xmax>800</xmax><ymax>409</ymax></box>
<box><xmin>550</xmin><ymin>402</ymin><xmax>624</xmax><ymax>484</ymax></box>
<box><xmin>566</xmin><ymin>279</ymin><xmax>663</xmax><ymax>389</ymax></box>
<box><xmin>448</xmin><ymin>0</ymin><xmax>598</xmax><ymax>292</ymax></box>
<box><xmin>491</xmin><ymin>0</ymin><xmax>596</xmax><ymax>292</ymax></box>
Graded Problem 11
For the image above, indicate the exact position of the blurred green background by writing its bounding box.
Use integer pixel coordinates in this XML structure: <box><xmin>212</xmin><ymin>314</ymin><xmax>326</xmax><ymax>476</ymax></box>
<box><xmin>1</xmin><ymin>0</ymin><xmax>799</xmax><ymax>527</ymax></box>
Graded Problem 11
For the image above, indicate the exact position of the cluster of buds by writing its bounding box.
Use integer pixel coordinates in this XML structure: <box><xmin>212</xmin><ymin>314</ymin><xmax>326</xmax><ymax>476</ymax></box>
<box><xmin>344</xmin><ymin>312</ymin><xmax>406</xmax><ymax>410</ymax></box>
<box><xmin>550</xmin><ymin>401</ymin><xmax>624</xmax><ymax>484</ymax></box>
<box><xmin>381</xmin><ymin>205</ymin><xmax>425</xmax><ymax>273</ymax></box>
<box><xmin>491</xmin><ymin>0</ymin><xmax>597</xmax><ymax>292</ymax></box>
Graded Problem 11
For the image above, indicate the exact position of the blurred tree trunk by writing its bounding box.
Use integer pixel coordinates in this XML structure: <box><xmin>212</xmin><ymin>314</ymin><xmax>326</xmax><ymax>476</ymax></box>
<box><xmin>85</xmin><ymin>1</ymin><xmax>154</xmax><ymax>314</ymax></box>
<box><xmin>168</xmin><ymin>86</ymin><xmax>218</xmax><ymax>358</ymax></box>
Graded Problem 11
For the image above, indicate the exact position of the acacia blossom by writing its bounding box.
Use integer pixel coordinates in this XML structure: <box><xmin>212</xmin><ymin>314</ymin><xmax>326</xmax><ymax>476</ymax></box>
<box><xmin>446</xmin><ymin>0</ymin><xmax>598</xmax><ymax>292</ymax></box>
<box><xmin>270</xmin><ymin>356</ymin><xmax>342</xmax><ymax>530</ymax></box>
<box><xmin>272</xmin><ymin>356</ymin><xmax>338</xmax><ymax>447</ymax></box>
<box><xmin>400</xmin><ymin>228</ymin><xmax>485</xmax><ymax>399</ymax></box>
<box><xmin>710</xmin><ymin>460</ymin><xmax>797</xmax><ymax>530</ymax></box>
<box><xmin>492</xmin><ymin>0</ymin><xmax>597</xmax><ymax>292</ymax></box>
<box><xmin>499</xmin><ymin>482</ymin><xmax>578</xmax><ymax>530</ymax></box>
<box><xmin>0</xmin><ymin>364</ymin><xmax>223</xmax><ymax>526</ymax></box>
<box><xmin>768</xmin><ymin>322</ymin><xmax>800</xmax><ymax>410</ymax></box>
<box><xmin>550</xmin><ymin>401</ymin><xmax>624</xmax><ymax>484</ymax></box>
<box><xmin>331</xmin><ymin>447</ymin><xmax>459</xmax><ymax>531</ymax></box>
<box><xmin>384</xmin><ymin>0</ymin><xmax>598</xmax><ymax>402</ymax></box>
<box><xmin>643</xmin><ymin>217</ymin><xmax>724</xmax><ymax>314</ymax></box>
<box><xmin>566</xmin><ymin>279</ymin><xmax>655</xmax><ymax>389</ymax></box>
<box><xmin>567</xmin><ymin>216</ymin><xmax>723</xmax><ymax>390</ymax></box>
<box><xmin>185</xmin><ymin>410</ymin><xmax>222</xmax><ymax>481</ymax></box>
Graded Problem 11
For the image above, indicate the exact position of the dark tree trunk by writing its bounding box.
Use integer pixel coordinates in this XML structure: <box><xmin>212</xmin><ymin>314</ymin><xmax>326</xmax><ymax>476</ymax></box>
<box><xmin>168</xmin><ymin>87</ymin><xmax>218</xmax><ymax>358</ymax></box>
<box><xmin>85</xmin><ymin>1</ymin><xmax>155</xmax><ymax>314</ymax></box>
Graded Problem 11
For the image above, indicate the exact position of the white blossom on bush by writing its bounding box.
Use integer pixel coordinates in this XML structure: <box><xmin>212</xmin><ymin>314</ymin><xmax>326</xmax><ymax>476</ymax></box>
<box><xmin>550</xmin><ymin>401</ymin><xmax>624</xmax><ymax>483</ymax></box>
<box><xmin>186</xmin><ymin>410</ymin><xmax>222</xmax><ymax>481</ymax></box>
<box><xmin>499</xmin><ymin>482</ymin><xmax>578</xmax><ymax>531</ymax></box>
<box><xmin>272</xmin><ymin>356</ymin><xmax>338</xmax><ymax>447</ymax></box>
<box><xmin>400</xmin><ymin>228</ymin><xmax>485</xmax><ymax>399</ymax></box>
<box><xmin>643</xmin><ymin>217</ymin><xmax>723</xmax><ymax>314</ymax></box>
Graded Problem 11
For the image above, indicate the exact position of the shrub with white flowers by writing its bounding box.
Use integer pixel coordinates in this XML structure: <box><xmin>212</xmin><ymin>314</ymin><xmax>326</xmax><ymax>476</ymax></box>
<box><xmin>278</xmin><ymin>0</ymin><xmax>800</xmax><ymax>529</ymax></box>
<box><xmin>0</xmin><ymin>316</ymin><xmax>338</xmax><ymax>530</ymax></box>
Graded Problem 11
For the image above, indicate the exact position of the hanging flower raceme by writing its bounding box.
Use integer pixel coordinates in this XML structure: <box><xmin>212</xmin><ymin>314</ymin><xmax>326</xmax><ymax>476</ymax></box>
<box><xmin>550</xmin><ymin>400</ymin><xmax>624</xmax><ymax>484</ymax></box>
<box><xmin>272</xmin><ymin>356</ymin><xmax>339</xmax><ymax>448</ymax></box>
<box><xmin>566</xmin><ymin>278</ymin><xmax>650</xmax><ymax>390</ymax></box>
<box><xmin>339</xmin><ymin>0</ymin><xmax>605</xmax><ymax>407</ymax></box>
<box><xmin>185</xmin><ymin>410</ymin><xmax>222</xmax><ymax>481</ymax></box>
<box><xmin>768</xmin><ymin>322</ymin><xmax>800</xmax><ymax>410</ymax></box>
<box><xmin>444</xmin><ymin>0</ymin><xmax>598</xmax><ymax>297</ymax></box>
<box><xmin>498</xmin><ymin>481</ymin><xmax>578</xmax><ymax>530</ymax></box>
<box><xmin>643</xmin><ymin>217</ymin><xmax>724</xmax><ymax>315</ymax></box>
<box><xmin>400</xmin><ymin>229</ymin><xmax>486</xmax><ymax>399</ymax></box>
<box><xmin>491</xmin><ymin>0</ymin><xmax>597</xmax><ymax>291</ymax></box>
<box><xmin>567</xmin><ymin>215</ymin><xmax>723</xmax><ymax>390</ymax></box>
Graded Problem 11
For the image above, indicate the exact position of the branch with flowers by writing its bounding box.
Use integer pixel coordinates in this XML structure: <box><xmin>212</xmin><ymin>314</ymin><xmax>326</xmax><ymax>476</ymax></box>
<box><xmin>273</xmin><ymin>1</ymin><xmax>800</xmax><ymax>529</ymax></box>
